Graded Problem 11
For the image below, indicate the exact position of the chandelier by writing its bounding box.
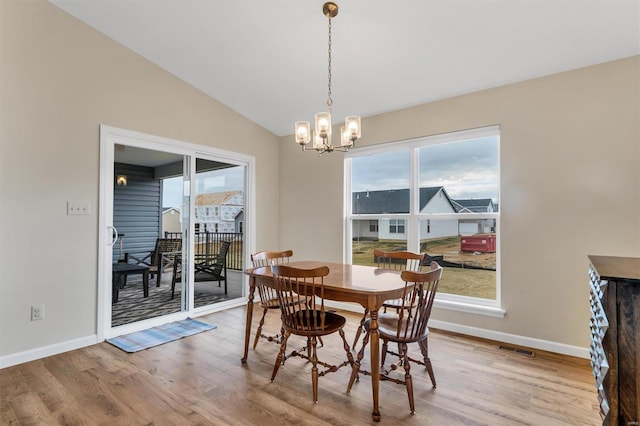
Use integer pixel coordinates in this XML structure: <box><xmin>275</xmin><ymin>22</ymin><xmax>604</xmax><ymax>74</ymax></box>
<box><xmin>294</xmin><ymin>2</ymin><xmax>361</xmax><ymax>154</ymax></box>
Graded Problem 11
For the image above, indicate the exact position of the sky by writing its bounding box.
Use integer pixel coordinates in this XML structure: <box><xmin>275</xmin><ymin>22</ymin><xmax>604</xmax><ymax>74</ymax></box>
<box><xmin>163</xmin><ymin>166</ymin><xmax>245</xmax><ymax>208</ymax></box>
<box><xmin>352</xmin><ymin>136</ymin><xmax>499</xmax><ymax>201</ymax></box>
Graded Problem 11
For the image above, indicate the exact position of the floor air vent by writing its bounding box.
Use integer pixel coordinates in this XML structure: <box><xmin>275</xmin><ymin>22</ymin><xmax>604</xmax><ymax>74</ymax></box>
<box><xmin>499</xmin><ymin>345</ymin><xmax>535</xmax><ymax>357</ymax></box>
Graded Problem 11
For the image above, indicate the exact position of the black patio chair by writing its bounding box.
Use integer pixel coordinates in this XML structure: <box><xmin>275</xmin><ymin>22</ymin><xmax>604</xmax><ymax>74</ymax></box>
<box><xmin>171</xmin><ymin>240</ymin><xmax>231</xmax><ymax>298</ymax></box>
<box><xmin>125</xmin><ymin>238</ymin><xmax>182</xmax><ymax>287</ymax></box>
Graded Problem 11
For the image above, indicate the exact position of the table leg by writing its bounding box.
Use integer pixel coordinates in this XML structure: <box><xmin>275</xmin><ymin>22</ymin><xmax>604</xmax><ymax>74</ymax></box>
<box><xmin>143</xmin><ymin>270</ymin><xmax>149</xmax><ymax>297</ymax></box>
<box><xmin>369</xmin><ymin>309</ymin><xmax>381</xmax><ymax>422</ymax></box>
<box><xmin>241</xmin><ymin>276</ymin><xmax>257</xmax><ymax>363</ymax></box>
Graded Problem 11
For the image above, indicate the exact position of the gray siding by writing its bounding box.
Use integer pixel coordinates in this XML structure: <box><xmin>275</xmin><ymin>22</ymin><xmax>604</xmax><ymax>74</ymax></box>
<box><xmin>113</xmin><ymin>163</ymin><xmax>162</xmax><ymax>262</ymax></box>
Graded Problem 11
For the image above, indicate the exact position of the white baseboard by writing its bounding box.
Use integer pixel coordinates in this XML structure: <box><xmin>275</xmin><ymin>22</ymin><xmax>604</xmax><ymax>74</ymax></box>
<box><xmin>0</xmin><ymin>335</ymin><xmax>99</xmax><ymax>369</ymax></box>
<box><xmin>325</xmin><ymin>301</ymin><xmax>589</xmax><ymax>359</ymax></box>
<box><xmin>427</xmin><ymin>319</ymin><xmax>589</xmax><ymax>359</ymax></box>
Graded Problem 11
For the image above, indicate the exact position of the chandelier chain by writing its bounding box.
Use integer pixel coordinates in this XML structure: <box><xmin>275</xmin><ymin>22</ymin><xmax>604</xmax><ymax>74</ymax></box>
<box><xmin>327</xmin><ymin>17</ymin><xmax>333</xmax><ymax>112</ymax></box>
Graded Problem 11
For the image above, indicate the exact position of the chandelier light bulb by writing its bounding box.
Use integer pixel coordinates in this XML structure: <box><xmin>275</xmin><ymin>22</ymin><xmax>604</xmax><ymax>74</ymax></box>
<box><xmin>341</xmin><ymin>126</ymin><xmax>352</xmax><ymax>147</ymax></box>
<box><xmin>294</xmin><ymin>121</ymin><xmax>311</xmax><ymax>145</ymax></box>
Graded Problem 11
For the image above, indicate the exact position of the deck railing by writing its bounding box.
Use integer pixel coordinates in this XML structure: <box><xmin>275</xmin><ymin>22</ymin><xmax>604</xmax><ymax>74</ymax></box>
<box><xmin>165</xmin><ymin>231</ymin><xmax>244</xmax><ymax>270</ymax></box>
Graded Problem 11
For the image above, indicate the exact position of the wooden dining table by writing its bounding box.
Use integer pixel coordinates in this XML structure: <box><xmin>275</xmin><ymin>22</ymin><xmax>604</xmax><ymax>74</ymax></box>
<box><xmin>243</xmin><ymin>261</ymin><xmax>409</xmax><ymax>422</ymax></box>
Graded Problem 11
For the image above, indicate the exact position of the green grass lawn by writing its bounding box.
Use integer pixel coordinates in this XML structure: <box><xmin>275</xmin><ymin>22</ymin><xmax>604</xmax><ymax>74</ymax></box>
<box><xmin>352</xmin><ymin>238</ymin><xmax>496</xmax><ymax>300</ymax></box>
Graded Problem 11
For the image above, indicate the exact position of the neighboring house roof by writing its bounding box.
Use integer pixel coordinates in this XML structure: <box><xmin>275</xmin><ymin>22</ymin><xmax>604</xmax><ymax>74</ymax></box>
<box><xmin>452</xmin><ymin>198</ymin><xmax>496</xmax><ymax>213</ymax></box>
<box><xmin>162</xmin><ymin>207</ymin><xmax>181</xmax><ymax>214</ymax></box>
<box><xmin>352</xmin><ymin>186</ymin><xmax>456</xmax><ymax>214</ymax></box>
<box><xmin>195</xmin><ymin>190</ymin><xmax>242</xmax><ymax>207</ymax></box>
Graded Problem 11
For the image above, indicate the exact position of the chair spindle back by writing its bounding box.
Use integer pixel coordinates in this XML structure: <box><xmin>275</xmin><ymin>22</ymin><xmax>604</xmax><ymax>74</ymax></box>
<box><xmin>270</xmin><ymin>264</ymin><xmax>330</xmax><ymax>333</ymax></box>
<box><xmin>394</xmin><ymin>262</ymin><xmax>442</xmax><ymax>341</ymax></box>
<box><xmin>374</xmin><ymin>249</ymin><xmax>426</xmax><ymax>272</ymax></box>
<box><xmin>251</xmin><ymin>250</ymin><xmax>293</xmax><ymax>304</ymax></box>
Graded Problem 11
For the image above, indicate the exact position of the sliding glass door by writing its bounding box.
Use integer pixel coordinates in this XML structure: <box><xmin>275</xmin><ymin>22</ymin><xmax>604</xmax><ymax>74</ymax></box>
<box><xmin>99</xmin><ymin>125</ymin><xmax>253</xmax><ymax>339</ymax></box>
<box><xmin>191</xmin><ymin>158</ymin><xmax>246</xmax><ymax>309</ymax></box>
<box><xmin>111</xmin><ymin>145</ymin><xmax>188</xmax><ymax>327</ymax></box>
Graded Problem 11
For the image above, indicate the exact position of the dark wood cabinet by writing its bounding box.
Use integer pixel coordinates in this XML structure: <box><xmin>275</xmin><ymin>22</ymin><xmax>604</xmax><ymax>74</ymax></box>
<box><xmin>588</xmin><ymin>255</ymin><xmax>640</xmax><ymax>425</ymax></box>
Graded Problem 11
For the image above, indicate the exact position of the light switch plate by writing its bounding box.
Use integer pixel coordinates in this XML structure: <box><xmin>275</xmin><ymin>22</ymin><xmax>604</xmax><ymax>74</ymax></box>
<box><xmin>67</xmin><ymin>201</ymin><xmax>90</xmax><ymax>216</ymax></box>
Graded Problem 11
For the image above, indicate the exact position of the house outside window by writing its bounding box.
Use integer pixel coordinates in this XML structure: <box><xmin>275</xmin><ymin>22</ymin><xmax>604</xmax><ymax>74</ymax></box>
<box><xmin>346</xmin><ymin>125</ymin><xmax>500</xmax><ymax>312</ymax></box>
<box><xmin>193</xmin><ymin>190</ymin><xmax>243</xmax><ymax>235</ymax></box>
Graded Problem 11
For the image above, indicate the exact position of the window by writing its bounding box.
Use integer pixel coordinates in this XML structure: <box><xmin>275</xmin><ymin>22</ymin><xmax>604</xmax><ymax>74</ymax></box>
<box><xmin>346</xmin><ymin>126</ymin><xmax>500</xmax><ymax>310</ymax></box>
<box><xmin>389</xmin><ymin>219</ymin><xmax>405</xmax><ymax>234</ymax></box>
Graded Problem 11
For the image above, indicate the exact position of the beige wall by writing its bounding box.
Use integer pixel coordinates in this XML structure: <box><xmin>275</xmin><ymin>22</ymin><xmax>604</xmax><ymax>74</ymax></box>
<box><xmin>0</xmin><ymin>1</ymin><xmax>280</xmax><ymax>357</ymax></box>
<box><xmin>1</xmin><ymin>0</ymin><xmax>638</xmax><ymax>362</ymax></box>
<box><xmin>280</xmin><ymin>56</ymin><xmax>640</xmax><ymax>349</ymax></box>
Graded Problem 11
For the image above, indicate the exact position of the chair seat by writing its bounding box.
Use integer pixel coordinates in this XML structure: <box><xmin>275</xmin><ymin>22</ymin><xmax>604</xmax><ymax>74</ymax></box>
<box><xmin>194</xmin><ymin>270</ymin><xmax>223</xmax><ymax>281</ymax></box>
<box><xmin>364</xmin><ymin>314</ymin><xmax>429</xmax><ymax>343</ymax></box>
<box><xmin>284</xmin><ymin>310</ymin><xmax>347</xmax><ymax>337</ymax></box>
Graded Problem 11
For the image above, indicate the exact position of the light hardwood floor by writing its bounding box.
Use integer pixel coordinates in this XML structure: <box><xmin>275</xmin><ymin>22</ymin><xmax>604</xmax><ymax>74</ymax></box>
<box><xmin>1</xmin><ymin>306</ymin><xmax>600</xmax><ymax>425</ymax></box>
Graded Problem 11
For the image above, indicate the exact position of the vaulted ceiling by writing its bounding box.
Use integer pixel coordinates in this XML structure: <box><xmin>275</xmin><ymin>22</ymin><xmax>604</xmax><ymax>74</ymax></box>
<box><xmin>51</xmin><ymin>0</ymin><xmax>640</xmax><ymax>137</ymax></box>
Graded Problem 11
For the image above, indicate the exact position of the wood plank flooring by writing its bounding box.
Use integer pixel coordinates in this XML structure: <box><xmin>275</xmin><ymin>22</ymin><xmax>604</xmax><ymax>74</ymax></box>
<box><xmin>1</xmin><ymin>306</ymin><xmax>601</xmax><ymax>425</ymax></box>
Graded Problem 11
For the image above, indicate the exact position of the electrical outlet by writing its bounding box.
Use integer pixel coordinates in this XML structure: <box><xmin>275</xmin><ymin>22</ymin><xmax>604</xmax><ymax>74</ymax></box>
<box><xmin>31</xmin><ymin>304</ymin><xmax>44</xmax><ymax>321</ymax></box>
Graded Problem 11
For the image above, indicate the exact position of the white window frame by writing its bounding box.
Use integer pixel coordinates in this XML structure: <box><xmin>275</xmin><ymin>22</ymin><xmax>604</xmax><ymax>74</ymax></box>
<box><xmin>344</xmin><ymin>125</ymin><xmax>504</xmax><ymax>317</ymax></box>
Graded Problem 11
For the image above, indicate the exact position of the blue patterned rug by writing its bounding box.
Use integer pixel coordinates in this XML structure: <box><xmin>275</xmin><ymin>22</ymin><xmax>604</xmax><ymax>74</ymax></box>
<box><xmin>107</xmin><ymin>318</ymin><xmax>216</xmax><ymax>352</ymax></box>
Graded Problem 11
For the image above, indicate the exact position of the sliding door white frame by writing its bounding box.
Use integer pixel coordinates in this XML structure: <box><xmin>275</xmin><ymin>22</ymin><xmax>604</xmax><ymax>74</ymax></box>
<box><xmin>98</xmin><ymin>125</ymin><xmax>255</xmax><ymax>340</ymax></box>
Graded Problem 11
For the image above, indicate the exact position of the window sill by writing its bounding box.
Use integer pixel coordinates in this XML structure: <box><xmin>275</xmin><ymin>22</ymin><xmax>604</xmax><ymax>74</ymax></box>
<box><xmin>433</xmin><ymin>298</ymin><xmax>505</xmax><ymax>318</ymax></box>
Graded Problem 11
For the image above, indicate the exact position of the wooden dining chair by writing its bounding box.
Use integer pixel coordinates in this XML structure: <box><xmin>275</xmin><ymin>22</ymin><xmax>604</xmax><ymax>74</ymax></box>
<box><xmin>352</xmin><ymin>249</ymin><xmax>428</xmax><ymax>349</ymax></box>
<box><xmin>270</xmin><ymin>264</ymin><xmax>354</xmax><ymax>403</ymax></box>
<box><xmin>347</xmin><ymin>262</ymin><xmax>443</xmax><ymax>414</ymax></box>
<box><xmin>250</xmin><ymin>250</ymin><xmax>293</xmax><ymax>349</ymax></box>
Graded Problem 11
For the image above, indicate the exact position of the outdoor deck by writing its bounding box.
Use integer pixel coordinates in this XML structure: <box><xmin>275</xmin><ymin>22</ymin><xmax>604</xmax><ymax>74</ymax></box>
<box><xmin>111</xmin><ymin>269</ymin><xmax>245</xmax><ymax>327</ymax></box>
